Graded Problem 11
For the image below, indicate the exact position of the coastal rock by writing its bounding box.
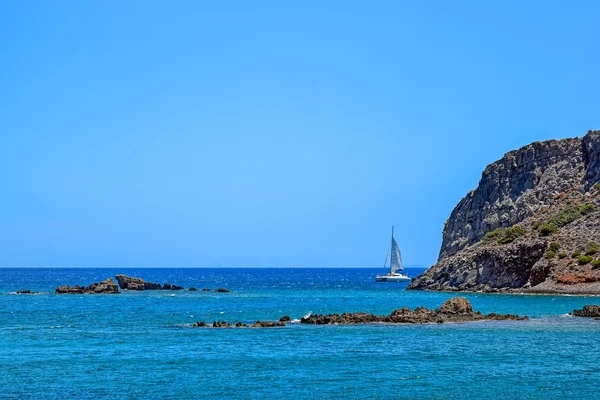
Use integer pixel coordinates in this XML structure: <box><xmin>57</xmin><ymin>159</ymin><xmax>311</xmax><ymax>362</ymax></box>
<box><xmin>214</xmin><ymin>288</ymin><xmax>231</xmax><ymax>293</ymax></box>
<box><xmin>114</xmin><ymin>275</ymin><xmax>186</xmax><ymax>290</ymax></box>
<box><xmin>143</xmin><ymin>281</ymin><xmax>162</xmax><ymax>290</ymax></box>
<box><xmin>16</xmin><ymin>290</ymin><xmax>38</xmax><ymax>294</ymax></box>
<box><xmin>438</xmin><ymin>297</ymin><xmax>473</xmax><ymax>314</ymax></box>
<box><xmin>55</xmin><ymin>285</ymin><xmax>85</xmax><ymax>294</ymax></box>
<box><xmin>251</xmin><ymin>321</ymin><xmax>286</xmax><ymax>328</ymax></box>
<box><xmin>188</xmin><ymin>287</ymin><xmax>197</xmax><ymax>291</ymax></box>
<box><xmin>115</xmin><ymin>275</ymin><xmax>154</xmax><ymax>290</ymax></box>
<box><xmin>573</xmin><ymin>305</ymin><xmax>600</xmax><ymax>318</ymax></box>
<box><xmin>300</xmin><ymin>297</ymin><xmax>527</xmax><ymax>325</ymax></box>
<box><xmin>191</xmin><ymin>320</ymin><xmax>283</xmax><ymax>328</ymax></box>
<box><xmin>163</xmin><ymin>283</ymin><xmax>184</xmax><ymax>290</ymax></box>
<box><xmin>201</xmin><ymin>288</ymin><xmax>211</xmax><ymax>292</ymax></box>
<box><xmin>279</xmin><ymin>315</ymin><xmax>291</xmax><ymax>322</ymax></box>
<box><xmin>408</xmin><ymin>130</ymin><xmax>600</xmax><ymax>294</ymax></box>
<box><xmin>55</xmin><ymin>278</ymin><xmax>120</xmax><ymax>294</ymax></box>
<box><xmin>85</xmin><ymin>278</ymin><xmax>120</xmax><ymax>294</ymax></box>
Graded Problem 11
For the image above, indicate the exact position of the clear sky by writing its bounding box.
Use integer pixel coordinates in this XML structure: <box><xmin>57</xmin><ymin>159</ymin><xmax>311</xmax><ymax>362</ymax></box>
<box><xmin>1</xmin><ymin>1</ymin><xmax>599</xmax><ymax>267</ymax></box>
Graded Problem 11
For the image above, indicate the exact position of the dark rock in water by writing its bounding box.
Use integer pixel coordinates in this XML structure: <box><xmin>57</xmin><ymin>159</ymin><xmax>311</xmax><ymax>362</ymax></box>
<box><xmin>115</xmin><ymin>274</ymin><xmax>186</xmax><ymax>290</ymax></box>
<box><xmin>16</xmin><ymin>290</ymin><xmax>35</xmax><ymax>294</ymax></box>
<box><xmin>279</xmin><ymin>315</ymin><xmax>291</xmax><ymax>322</ymax></box>
<box><xmin>300</xmin><ymin>297</ymin><xmax>527</xmax><ymax>325</ymax></box>
<box><xmin>163</xmin><ymin>283</ymin><xmax>183</xmax><ymax>290</ymax></box>
<box><xmin>201</xmin><ymin>288</ymin><xmax>211</xmax><ymax>292</ymax></box>
<box><xmin>86</xmin><ymin>278</ymin><xmax>120</xmax><ymax>294</ymax></box>
<box><xmin>188</xmin><ymin>287</ymin><xmax>197</xmax><ymax>291</ymax></box>
<box><xmin>144</xmin><ymin>281</ymin><xmax>162</xmax><ymax>290</ymax></box>
<box><xmin>252</xmin><ymin>320</ymin><xmax>286</xmax><ymax>328</ymax></box>
<box><xmin>573</xmin><ymin>305</ymin><xmax>600</xmax><ymax>318</ymax></box>
<box><xmin>56</xmin><ymin>285</ymin><xmax>86</xmax><ymax>294</ymax></box>
<box><xmin>56</xmin><ymin>278</ymin><xmax>119</xmax><ymax>294</ymax></box>
<box><xmin>214</xmin><ymin>288</ymin><xmax>231</xmax><ymax>293</ymax></box>
<box><xmin>407</xmin><ymin>130</ymin><xmax>600</xmax><ymax>295</ymax></box>
<box><xmin>114</xmin><ymin>274</ymin><xmax>144</xmax><ymax>290</ymax></box>
<box><xmin>191</xmin><ymin>320</ymin><xmax>284</xmax><ymax>328</ymax></box>
<box><xmin>438</xmin><ymin>297</ymin><xmax>473</xmax><ymax>314</ymax></box>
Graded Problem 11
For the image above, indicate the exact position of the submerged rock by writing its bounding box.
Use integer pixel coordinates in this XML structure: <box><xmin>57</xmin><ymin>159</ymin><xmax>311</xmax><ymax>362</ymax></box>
<box><xmin>573</xmin><ymin>305</ymin><xmax>600</xmax><ymax>318</ymax></box>
<box><xmin>201</xmin><ymin>288</ymin><xmax>211</xmax><ymax>292</ymax></box>
<box><xmin>300</xmin><ymin>297</ymin><xmax>527</xmax><ymax>325</ymax></box>
<box><xmin>188</xmin><ymin>287</ymin><xmax>197</xmax><ymax>291</ymax></box>
<box><xmin>55</xmin><ymin>278</ymin><xmax>119</xmax><ymax>294</ymax></box>
<box><xmin>214</xmin><ymin>288</ymin><xmax>231</xmax><ymax>293</ymax></box>
<box><xmin>16</xmin><ymin>290</ymin><xmax>38</xmax><ymax>294</ymax></box>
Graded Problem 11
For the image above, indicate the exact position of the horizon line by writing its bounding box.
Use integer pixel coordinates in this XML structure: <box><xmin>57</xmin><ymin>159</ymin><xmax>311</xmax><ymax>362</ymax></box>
<box><xmin>0</xmin><ymin>265</ymin><xmax>428</xmax><ymax>269</ymax></box>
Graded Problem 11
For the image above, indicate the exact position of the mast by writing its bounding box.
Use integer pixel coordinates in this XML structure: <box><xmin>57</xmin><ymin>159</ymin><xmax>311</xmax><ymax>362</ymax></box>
<box><xmin>390</xmin><ymin>226</ymin><xmax>394</xmax><ymax>275</ymax></box>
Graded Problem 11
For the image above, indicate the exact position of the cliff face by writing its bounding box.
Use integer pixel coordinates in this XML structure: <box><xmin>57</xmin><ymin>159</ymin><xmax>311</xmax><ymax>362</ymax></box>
<box><xmin>408</xmin><ymin>130</ymin><xmax>600</xmax><ymax>294</ymax></box>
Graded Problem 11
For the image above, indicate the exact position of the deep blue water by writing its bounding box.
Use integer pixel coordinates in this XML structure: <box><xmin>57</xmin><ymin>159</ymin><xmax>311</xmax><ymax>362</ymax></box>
<box><xmin>2</xmin><ymin>268</ymin><xmax>600</xmax><ymax>399</ymax></box>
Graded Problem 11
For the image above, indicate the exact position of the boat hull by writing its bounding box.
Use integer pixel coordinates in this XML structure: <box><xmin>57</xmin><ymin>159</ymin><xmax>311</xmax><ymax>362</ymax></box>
<box><xmin>375</xmin><ymin>274</ymin><xmax>411</xmax><ymax>282</ymax></box>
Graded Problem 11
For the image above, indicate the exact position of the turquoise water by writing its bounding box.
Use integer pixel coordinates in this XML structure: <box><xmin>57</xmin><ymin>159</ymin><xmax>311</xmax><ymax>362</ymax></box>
<box><xmin>1</xmin><ymin>268</ymin><xmax>600</xmax><ymax>399</ymax></box>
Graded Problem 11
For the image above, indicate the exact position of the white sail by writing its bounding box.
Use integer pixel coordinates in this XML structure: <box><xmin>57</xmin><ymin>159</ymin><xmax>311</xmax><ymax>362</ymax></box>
<box><xmin>390</xmin><ymin>237</ymin><xmax>403</xmax><ymax>272</ymax></box>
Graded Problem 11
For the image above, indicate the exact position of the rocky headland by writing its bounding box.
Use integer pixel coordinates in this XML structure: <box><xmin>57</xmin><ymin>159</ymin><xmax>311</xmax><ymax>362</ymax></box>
<box><xmin>189</xmin><ymin>297</ymin><xmax>527</xmax><ymax>328</ymax></box>
<box><xmin>408</xmin><ymin>130</ymin><xmax>600</xmax><ymax>295</ymax></box>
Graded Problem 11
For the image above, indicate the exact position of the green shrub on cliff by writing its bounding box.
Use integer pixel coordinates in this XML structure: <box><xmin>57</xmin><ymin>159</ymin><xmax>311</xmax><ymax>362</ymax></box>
<box><xmin>585</xmin><ymin>241</ymin><xmax>599</xmax><ymax>256</ymax></box>
<box><xmin>536</xmin><ymin>203</ymin><xmax>595</xmax><ymax>236</ymax></box>
<box><xmin>549</xmin><ymin>242</ymin><xmax>560</xmax><ymax>252</ymax></box>
<box><xmin>592</xmin><ymin>259</ymin><xmax>600</xmax><ymax>269</ymax></box>
<box><xmin>558</xmin><ymin>252</ymin><xmax>568</xmax><ymax>259</ymax></box>
<box><xmin>537</xmin><ymin>223</ymin><xmax>558</xmax><ymax>236</ymax></box>
<box><xmin>572</xmin><ymin>250</ymin><xmax>582</xmax><ymax>258</ymax></box>
<box><xmin>544</xmin><ymin>249</ymin><xmax>556</xmax><ymax>259</ymax></box>
<box><xmin>482</xmin><ymin>226</ymin><xmax>526</xmax><ymax>244</ymax></box>
<box><xmin>578</xmin><ymin>255</ymin><xmax>593</xmax><ymax>265</ymax></box>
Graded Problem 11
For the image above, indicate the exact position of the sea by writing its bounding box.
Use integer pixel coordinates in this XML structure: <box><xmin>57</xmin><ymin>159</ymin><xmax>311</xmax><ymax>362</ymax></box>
<box><xmin>1</xmin><ymin>267</ymin><xmax>599</xmax><ymax>399</ymax></box>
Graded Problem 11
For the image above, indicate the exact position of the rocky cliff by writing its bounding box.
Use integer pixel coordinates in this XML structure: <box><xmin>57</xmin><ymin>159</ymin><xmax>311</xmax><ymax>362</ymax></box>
<box><xmin>408</xmin><ymin>130</ymin><xmax>600</xmax><ymax>294</ymax></box>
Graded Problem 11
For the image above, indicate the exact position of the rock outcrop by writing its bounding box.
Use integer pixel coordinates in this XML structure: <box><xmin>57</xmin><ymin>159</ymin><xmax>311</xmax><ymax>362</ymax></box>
<box><xmin>409</xmin><ymin>130</ymin><xmax>600</xmax><ymax>294</ymax></box>
<box><xmin>56</xmin><ymin>278</ymin><xmax>120</xmax><ymax>294</ymax></box>
<box><xmin>299</xmin><ymin>297</ymin><xmax>527</xmax><ymax>325</ymax></box>
<box><xmin>572</xmin><ymin>305</ymin><xmax>600</xmax><ymax>318</ymax></box>
<box><xmin>163</xmin><ymin>283</ymin><xmax>184</xmax><ymax>290</ymax></box>
<box><xmin>191</xmin><ymin>320</ymin><xmax>286</xmax><ymax>328</ymax></box>
<box><xmin>114</xmin><ymin>275</ymin><xmax>185</xmax><ymax>291</ymax></box>
<box><xmin>189</xmin><ymin>298</ymin><xmax>525</xmax><ymax>328</ymax></box>
<box><xmin>115</xmin><ymin>275</ymin><xmax>162</xmax><ymax>290</ymax></box>
<box><xmin>214</xmin><ymin>288</ymin><xmax>231</xmax><ymax>293</ymax></box>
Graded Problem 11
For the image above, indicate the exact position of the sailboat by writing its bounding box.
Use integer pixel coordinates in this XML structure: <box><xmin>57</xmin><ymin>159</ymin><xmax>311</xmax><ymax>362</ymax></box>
<box><xmin>375</xmin><ymin>226</ymin><xmax>411</xmax><ymax>282</ymax></box>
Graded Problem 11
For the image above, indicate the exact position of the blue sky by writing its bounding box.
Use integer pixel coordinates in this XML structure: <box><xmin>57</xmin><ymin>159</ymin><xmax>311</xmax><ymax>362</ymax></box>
<box><xmin>1</xmin><ymin>1</ymin><xmax>599</xmax><ymax>267</ymax></box>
